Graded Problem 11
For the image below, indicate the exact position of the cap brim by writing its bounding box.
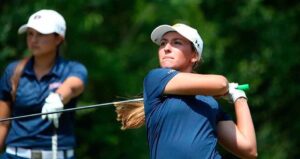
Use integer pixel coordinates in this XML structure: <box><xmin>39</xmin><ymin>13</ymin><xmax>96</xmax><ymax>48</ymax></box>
<box><xmin>18</xmin><ymin>24</ymin><xmax>28</xmax><ymax>34</ymax></box>
<box><xmin>18</xmin><ymin>23</ymin><xmax>55</xmax><ymax>35</ymax></box>
<box><xmin>151</xmin><ymin>25</ymin><xmax>176</xmax><ymax>45</ymax></box>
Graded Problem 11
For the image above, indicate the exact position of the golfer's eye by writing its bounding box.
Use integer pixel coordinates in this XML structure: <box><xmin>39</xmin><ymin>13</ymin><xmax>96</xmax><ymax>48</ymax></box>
<box><xmin>174</xmin><ymin>40</ymin><xmax>182</xmax><ymax>45</ymax></box>
<box><xmin>27</xmin><ymin>31</ymin><xmax>33</xmax><ymax>36</ymax></box>
<box><xmin>160</xmin><ymin>41</ymin><xmax>167</xmax><ymax>46</ymax></box>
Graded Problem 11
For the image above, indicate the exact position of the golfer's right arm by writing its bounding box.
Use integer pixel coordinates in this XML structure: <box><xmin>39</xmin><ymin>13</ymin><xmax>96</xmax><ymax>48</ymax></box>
<box><xmin>164</xmin><ymin>72</ymin><xmax>228</xmax><ymax>96</ymax></box>
<box><xmin>0</xmin><ymin>101</ymin><xmax>11</xmax><ymax>151</ymax></box>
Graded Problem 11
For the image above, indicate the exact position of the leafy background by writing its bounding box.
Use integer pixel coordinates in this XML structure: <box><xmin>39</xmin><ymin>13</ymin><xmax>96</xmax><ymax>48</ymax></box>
<box><xmin>1</xmin><ymin>0</ymin><xmax>299</xmax><ymax>158</ymax></box>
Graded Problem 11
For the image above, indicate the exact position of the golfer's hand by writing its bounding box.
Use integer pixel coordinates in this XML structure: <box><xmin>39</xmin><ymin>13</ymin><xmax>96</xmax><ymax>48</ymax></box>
<box><xmin>41</xmin><ymin>92</ymin><xmax>64</xmax><ymax>128</ymax></box>
<box><xmin>224</xmin><ymin>83</ymin><xmax>247</xmax><ymax>103</ymax></box>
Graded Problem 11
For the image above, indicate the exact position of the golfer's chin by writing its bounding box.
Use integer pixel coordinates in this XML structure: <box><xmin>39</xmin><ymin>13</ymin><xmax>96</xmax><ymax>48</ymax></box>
<box><xmin>160</xmin><ymin>62</ymin><xmax>177</xmax><ymax>69</ymax></box>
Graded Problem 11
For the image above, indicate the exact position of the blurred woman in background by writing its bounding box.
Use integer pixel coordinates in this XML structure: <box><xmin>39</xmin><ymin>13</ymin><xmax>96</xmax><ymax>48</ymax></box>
<box><xmin>0</xmin><ymin>9</ymin><xmax>87</xmax><ymax>159</ymax></box>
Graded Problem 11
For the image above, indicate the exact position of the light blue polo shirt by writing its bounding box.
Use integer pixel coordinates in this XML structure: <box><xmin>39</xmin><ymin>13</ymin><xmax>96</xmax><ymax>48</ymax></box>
<box><xmin>0</xmin><ymin>56</ymin><xmax>87</xmax><ymax>149</ymax></box>
<box><xmin>143</xmin><ymin>68</ymin><xmax>231</xmax><ymax>159</ymax></box>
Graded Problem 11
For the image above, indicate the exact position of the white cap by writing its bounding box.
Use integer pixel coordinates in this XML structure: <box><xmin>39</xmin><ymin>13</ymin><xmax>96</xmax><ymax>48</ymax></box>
<box><xmin>151</xmin><ymin>23</ymin><xmax>203</xmax><ymax>59</ymax></box>
<box><xmin>18</xmin><ymin>9</ymin><xmax>66</xmax><ymax>38</ymax></box>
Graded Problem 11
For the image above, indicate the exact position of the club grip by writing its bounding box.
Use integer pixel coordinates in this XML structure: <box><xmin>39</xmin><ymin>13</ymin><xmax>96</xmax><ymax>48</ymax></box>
<box><xmin>236</xmin><ymin>84</ymin><xmax>250</xmax><ymax>91</ymax></box>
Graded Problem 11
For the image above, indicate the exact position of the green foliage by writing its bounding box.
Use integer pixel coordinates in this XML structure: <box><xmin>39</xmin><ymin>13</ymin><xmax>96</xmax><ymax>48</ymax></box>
<box><xmin>1</xmin><ymin>0</ymin><xmax>299</xmax><ymax>158</ymax></box>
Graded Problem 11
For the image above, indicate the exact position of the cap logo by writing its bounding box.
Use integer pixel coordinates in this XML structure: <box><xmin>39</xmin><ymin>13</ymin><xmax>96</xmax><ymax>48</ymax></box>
<box><xmin>195</xmin><ymin>40</ymin><xmax>200</xmax><ymax>47</ymax></box>
<box><xmin>33</xmin><ymin>15</ymin><xmax>41</xmax><ymax>19</ymax></box>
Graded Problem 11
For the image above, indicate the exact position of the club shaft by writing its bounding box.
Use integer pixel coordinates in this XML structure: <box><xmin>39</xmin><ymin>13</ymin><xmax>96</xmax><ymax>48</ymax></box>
<box><xmin>0</xmin><ymin>98</ymin><xmax>143</xmax><ymax>122</ymax></box>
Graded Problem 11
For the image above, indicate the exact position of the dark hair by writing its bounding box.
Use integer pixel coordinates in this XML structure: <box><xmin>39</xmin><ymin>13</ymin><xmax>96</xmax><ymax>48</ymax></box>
<box><xmin>53</xmin><ymin>33</ymin><xmax>64</xmax><ymax>55</ymax></box>
<box><xmin>191</xmin><ymin>42</ymin><xmax>203</xmax><ymax>70</ymax></box>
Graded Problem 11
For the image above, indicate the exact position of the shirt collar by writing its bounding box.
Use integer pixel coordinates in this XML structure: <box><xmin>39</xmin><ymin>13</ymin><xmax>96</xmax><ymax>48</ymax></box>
<box><xmin>23</xmin><ymin>55</ymin><xmax>62</xmax><ymax>77</ymax></box>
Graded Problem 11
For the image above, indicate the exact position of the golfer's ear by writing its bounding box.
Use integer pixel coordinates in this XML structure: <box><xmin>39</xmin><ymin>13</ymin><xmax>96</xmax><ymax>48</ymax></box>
<box><xmin>191</xmin><ymin>52</ymin><xmax>198</xmax><ymax>63</ymax></box>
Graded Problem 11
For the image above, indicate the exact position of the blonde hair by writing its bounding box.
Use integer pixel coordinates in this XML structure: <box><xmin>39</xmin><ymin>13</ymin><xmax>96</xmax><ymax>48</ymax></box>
<box><xmin>114</xmin><ymin>100</ymin><xmax>145</xmax><ymax>130</ymax></box>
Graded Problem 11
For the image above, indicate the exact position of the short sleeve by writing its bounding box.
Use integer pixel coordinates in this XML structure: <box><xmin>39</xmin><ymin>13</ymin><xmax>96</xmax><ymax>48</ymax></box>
<box><xmin>0</xmin><ymin>62</ymin><xmax>18</xmax><ymax>101</ymax></box>
<box><xmin>143</xmin><ymin>68</ymin><xmax>178</xmax><ymax>113</ymax></box>
<box><xmin>69</xmin><ymin>61</ymin><xmax>88</xmax><ymax>85</ymax></box>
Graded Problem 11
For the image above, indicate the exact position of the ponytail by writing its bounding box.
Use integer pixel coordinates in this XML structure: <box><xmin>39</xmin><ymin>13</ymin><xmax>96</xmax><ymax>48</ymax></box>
<box><xmin>114</xmin><ymin>100</ymin><xmax>145</xmax><ymax>130</ymax></box>
<box><xmin>10</xmin><ymin>57</ymin><xmax>30</xmax><ymax>102</ymax></box>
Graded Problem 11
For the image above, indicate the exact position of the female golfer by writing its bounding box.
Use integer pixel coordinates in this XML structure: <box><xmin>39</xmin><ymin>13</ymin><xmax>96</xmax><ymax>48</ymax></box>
<box><xmin>0</xmin><ymin>9</ymin><xmax>87</xmax><ymax>159</ymax></box>
<box><xmin>142</xmin><ymin>23</ymin><xmax>257</xmax><ymax>159</ymax></box>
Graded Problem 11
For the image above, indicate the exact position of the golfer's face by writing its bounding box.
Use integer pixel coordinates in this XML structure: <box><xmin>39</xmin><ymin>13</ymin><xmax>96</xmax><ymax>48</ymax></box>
<box><xmin>158</xmin><ymin>32</ymin><xmax>197</xmax><ymax>72</ymax></box>
<box><xmin>26</xmin><ymin>28</ymin><xmax>61</xmax><ymax>57</ymax></box>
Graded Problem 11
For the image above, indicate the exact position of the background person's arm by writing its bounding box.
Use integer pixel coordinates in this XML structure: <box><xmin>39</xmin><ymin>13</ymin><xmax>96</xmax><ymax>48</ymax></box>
<box><xmin>55</xmin><ymin>76</ymin><xmax>85</xmax><ymax>104</ymax></box>
<box><xmin>0</xmin><ymin>101</ymin><xmax>11</xmax><ymax>151</ymax></box>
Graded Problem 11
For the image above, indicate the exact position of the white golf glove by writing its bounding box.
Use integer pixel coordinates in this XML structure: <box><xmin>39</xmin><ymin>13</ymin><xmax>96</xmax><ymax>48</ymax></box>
<box><xmin>41</xmin><ymin>92</ymin><xmax>64</xmax><ymax>128</ymax></box>
<box><xmin>224</xmin><ymin>83</ymin><xmax>247</xmax><ymax>103</ymax></box>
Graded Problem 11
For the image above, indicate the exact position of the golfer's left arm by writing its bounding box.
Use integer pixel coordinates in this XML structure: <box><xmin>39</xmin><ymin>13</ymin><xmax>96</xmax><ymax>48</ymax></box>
<box><xmin>217</xmin><ymin>98</ymin><xmax>257</xmax><ymax>159</ymax></box>
<box><xmin>55</xmin><ymin>76</ymin><xmax>85</xmax><ymax>104</ymax></box>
